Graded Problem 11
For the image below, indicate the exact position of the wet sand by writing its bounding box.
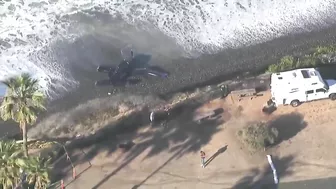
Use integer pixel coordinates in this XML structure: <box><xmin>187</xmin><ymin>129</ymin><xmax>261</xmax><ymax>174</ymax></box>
<box><xmin>2</xmin><ymin>23</ymin><xmax>336</xmax><ymax>138</ymax></box>
<box><xmin>49</xmin><ymin>23</ymin><xmax>336</xmax><ymax>111</ymax></box>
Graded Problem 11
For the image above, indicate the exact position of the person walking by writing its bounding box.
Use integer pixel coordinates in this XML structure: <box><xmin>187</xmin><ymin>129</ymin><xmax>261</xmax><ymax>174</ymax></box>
<box><xmin>200</xmin><ymin>151</ymin><xmax>206</xmax><ymax>168</ymax></box>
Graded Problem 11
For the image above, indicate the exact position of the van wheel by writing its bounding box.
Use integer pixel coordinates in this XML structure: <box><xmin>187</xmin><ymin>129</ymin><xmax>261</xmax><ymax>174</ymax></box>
<box><xmin>330</xmin><ymin>93</ymin><xmax>336</xmax><ymax>100</ymax></box>
<box><xmin>290</xmin><ymin>100</ymin><xmax>300</xmax><ymax>107</ymax></box>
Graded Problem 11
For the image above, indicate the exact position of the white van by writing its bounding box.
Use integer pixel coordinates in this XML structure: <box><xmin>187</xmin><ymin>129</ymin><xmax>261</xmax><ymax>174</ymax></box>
<box><xmin>270</xmin><ymin>68</ymin><xmax>336</xmax><ymax>107</ymax></box>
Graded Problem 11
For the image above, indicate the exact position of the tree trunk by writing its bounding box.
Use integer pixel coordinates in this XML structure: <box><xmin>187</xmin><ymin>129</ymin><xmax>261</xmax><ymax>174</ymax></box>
<box><xmin>22</xmin><ymin>122</ymin><xmax>28</xmax><ymax>157</ymax></box>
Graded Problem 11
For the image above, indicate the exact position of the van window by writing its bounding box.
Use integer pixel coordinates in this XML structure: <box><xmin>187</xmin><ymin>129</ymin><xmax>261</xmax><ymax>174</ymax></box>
<box><xmin>310</xmin><ymin>71</ymin><xmax>317</xmax><ymax>76</ymax></box>
<box><xmin>301</xmin><ymin>70</ymin><xmax>311</xmax><ymax>78</ymax></box>
<box><xmin>316</xmin><ymin>88</ymin><xmax>326</xmax><ymax>93</ymax></box>
<box><xmin>305</xmin><ymin>90</ymin><xmax>314</xmax><ymax>94</ymax></box>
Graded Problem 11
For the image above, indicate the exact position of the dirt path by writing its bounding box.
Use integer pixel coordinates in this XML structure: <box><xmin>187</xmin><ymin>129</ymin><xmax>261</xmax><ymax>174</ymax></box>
<box><xmin>59</xmin><ymin>92</ymin><xmax>336</xmax><ymax>189</ymax></box>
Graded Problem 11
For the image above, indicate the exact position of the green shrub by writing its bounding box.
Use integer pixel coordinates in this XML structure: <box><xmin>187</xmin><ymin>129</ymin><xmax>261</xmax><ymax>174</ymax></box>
<box><xmin>266</xmin><ymin>64</ymin><xmax>281</xmax><ymax>73</ymax></box>
<box><xmin>266</xmin><ymin>45</ymin><xmax>336</xmax><ymax>73</ymax></box>
<box><xmin>279</xmin><ymin>56</ymin><xmax>295</xmax><ymax>71</ymax></box>
<box><xmin>313</xmin><ymin>45</ymin><xmax>336</xmax><ymax>57</ymax></box>
<box><xmin>296</xmin><ymin>56</ymin><xmax>317</xmax><ymax>68</ymax></box>
<box><xmin>266</xmin><ymin>56</ymin><xmax>295</xmax><ymax>73</ymax></box>
<box><xmin>237</xmin><ymin>122</ymin><xmax>279</xmax><ymax>150</ymax></box>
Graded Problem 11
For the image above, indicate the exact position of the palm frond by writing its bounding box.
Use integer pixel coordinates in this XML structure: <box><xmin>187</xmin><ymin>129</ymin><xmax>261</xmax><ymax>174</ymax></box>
<box><xmin>0</xmin><ymin>141</ymin><xmax>23</xmax><ymax>188</ymax></box>
<box><xmin>18</xmin><ymin>156</ymin><xmax>52</xmax><ymax>188</ymax></box>
<box><xmin>31</xmin><ymin>92</ymin><xmax>46</xmax><ymax>110</ymax></box>
<box><xmin>0</xmin><ymin>75</ymin><xmax>48</xmax><ymax>186</ymax></box>
<box><xmin>0</xmin><ymin>103</ymin><xmax>15</xmax><ymax>121</ymax></box>
<box><xmin>0</xmin><ymin>73</ymin><xmax>46</xmax><ymax>125</ymax></box>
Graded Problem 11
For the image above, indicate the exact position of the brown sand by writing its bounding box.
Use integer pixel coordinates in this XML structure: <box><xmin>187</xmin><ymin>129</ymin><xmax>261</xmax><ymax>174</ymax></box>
<box><xmin>52</xmin><ymin>91</ymin><xmax>336</xmax><ymax>189</ymax></box>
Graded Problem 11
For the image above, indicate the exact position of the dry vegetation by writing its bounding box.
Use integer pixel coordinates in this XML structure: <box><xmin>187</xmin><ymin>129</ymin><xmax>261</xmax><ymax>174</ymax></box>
<box><xmin>40</xmin><ymin>89</ymin><xmax>336</xmax><ymax>189</ymax></box>
<box><xmin>237</xmin><ymin>121</ymin><xmax>279</xmax><ymax>151</ymax></box>
<box><xmin>28</xmin><ymin>94</ymin><xmax>164</xmax><ymax>139</ymax></box>
<box><xmin>75</xmin><ymin>106</ymin><xmax>120</xmax><ymax>127</ymax></box>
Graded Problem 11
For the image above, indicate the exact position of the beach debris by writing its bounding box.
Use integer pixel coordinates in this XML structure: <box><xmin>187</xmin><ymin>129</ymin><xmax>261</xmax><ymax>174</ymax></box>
<box><xmin>150</xmin><ymin>110</ymin><xmax>170</xmax><ymax>123</ymax></box>
<box><xmin>108</xmin><ymin>92</ymin><xmax>111</xmax><ymax>95</ymax></box>
<box><xmin>230</xmin><ymin>88</ymin><xmax>257</xmax><ymax>98</ymax></box>
<box><xmin>262</xmin><ymin>99</ymin><xmax>277</xmax><ymax>114</ymax></box>
<box><xmin>118</xmin><ymin>141</ymin><xmax>135</xmax><ymax>152</ymax></box>
<box><xmin>194</xmin><ymin>111</ymin><xmax>215</xmax><ymax>123</ymax></box>
<box><xmin>266</xmin><ymin>155</ymin><xmax>279</xmax><ymax>184</ymax></box>
<box><xmin>220</xmin><ymin>84</ymin><xmax>229</xmax><ymax>99</ymax></box>
<box><xmin>193</xmin><ymin>108</ymin><xmax>223</xmax><ymax>123</ymax></box>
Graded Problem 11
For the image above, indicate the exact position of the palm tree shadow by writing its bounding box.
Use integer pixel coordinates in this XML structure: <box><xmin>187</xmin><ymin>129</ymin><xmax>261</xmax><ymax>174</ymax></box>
<box><xmin>268</xmin><ymin>113</ymin><xmax>307</xmax><ymax>146</ymax></box>
<box><xmin>232</xmin><ymin>155</ymin><xmax>295</xmax><ymax>189</ymax></box>
<box><xmin>50</xmin><ymin>95</ymin><xmax>225</xmax><ymax>188</ymax></box>
<box><xmin>204</xmin><ymin>145</ymin><xmax>228</xmax><ymax>167</ymax></box>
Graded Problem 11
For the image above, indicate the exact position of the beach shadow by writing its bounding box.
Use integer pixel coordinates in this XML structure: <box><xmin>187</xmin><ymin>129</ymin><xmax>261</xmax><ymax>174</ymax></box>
<box><xmin>88</xmin><ymin>99</ymin><xmax>223</xmax><ymax>188</ymax></box>
<box><xmin>131</xmin><ymin>147</ymin><xmax>185</xmax><ymax>189</ymax></box>
<box><xmin>94</xmin><ymin>78</ymin><xmax>142</xmax><ymax>86</ymax></box>
<box><xmin>232</xmin><ymin>155</ymin><xmax>295</xmax><ymax>189</ymax></box>
<box><xmin>49</xmin><ymin>108</ymin><xmax>151</xmax><ymax>184</ymax></box>
<box><xmin>268</xmin><ymin>113</ymin><xmax>307</xmax><ymax>146</ymax></box>
<box><xmin>204</xmin><ymin>145</ymin><xmax>228</xmax><ymax>167</ymax></box>
<box><xmin>130</xmin><ymin>54</ymin><xmax>170</xmax><ymax>78</ymax></box>
<box><xmin>50</xmin><ymin>96</ymin><xmax>224</xmax><ymax>188</ymax></box>
<box><xmin>131</xmin><ymin>54</ymin><xmax>152</xmax><ymax>68</ymax></box>
<box><xmin>213</xmin><ymin>108</ymin><xmax>224</xmax><ymax>117</ymax></box>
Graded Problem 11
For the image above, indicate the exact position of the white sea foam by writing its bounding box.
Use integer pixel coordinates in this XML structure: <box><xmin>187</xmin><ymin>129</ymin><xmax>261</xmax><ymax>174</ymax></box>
<box><xmin>0</xmin><ymin>0</ymin><xmax>335</xmax><ymax>98</ymax></box>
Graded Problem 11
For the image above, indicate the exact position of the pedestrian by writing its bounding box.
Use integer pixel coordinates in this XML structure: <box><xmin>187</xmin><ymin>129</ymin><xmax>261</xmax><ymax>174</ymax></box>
<box><xmin>220</xmin><ymin>84</ymin><xmax>229</xmax><ymax>99</ymax></box>
<box><xmin>200</xmin><ymin>151</ymin><xmax>206</xmax><ymax>168</ymax></box>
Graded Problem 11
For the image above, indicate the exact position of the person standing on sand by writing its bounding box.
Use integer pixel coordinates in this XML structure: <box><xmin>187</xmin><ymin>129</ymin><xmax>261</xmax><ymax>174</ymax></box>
<box><xmin>200</xmin><ymin>151</ymin><xmax>206</xmax><ymax>168</ymax></box>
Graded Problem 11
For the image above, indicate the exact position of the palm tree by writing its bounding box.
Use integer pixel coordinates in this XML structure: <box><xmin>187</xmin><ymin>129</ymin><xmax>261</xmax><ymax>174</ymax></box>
<box><xmin>0</xmin><ymin>141</ymin><xmax>52</xmax><ymax>189</ymax></box>
<box><xmin>0</xmin><ymin>73</ymin><xmax>46</xmax><ymax>157</ymax></box>
<box><xmin>16</xmin><ymin>156</ymin><xmax>52</xmax><ymax>189</ymax></box>
<box><xmin>0</xmin><ymin>140</ymin><xmax>23</xmax><ymax>189</ymax></box>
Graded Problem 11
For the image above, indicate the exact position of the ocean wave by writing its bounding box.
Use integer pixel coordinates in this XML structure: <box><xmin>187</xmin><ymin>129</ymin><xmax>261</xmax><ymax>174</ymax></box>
<box><xmin>0</xmin><ymin>0</ymin><xmax>335</xmax><ymax>99</ymax></box>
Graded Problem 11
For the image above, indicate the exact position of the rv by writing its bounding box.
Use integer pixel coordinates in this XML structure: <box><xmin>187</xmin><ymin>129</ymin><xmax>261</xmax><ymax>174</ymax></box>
<box><xmin>270</xmin><ymin>68</ymin><xmax>336</xmax><ymax>107</ymax></box>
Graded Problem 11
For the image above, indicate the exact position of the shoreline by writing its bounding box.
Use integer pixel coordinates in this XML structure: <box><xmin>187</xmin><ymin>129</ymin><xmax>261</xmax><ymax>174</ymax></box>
<box><xmin>2</xmin><ymin>24</ymin><xmax>336</xmax><ymax>139</ymax></box>
<box><xmin>6</xmin><ymin>47</ymin><xmax>336</xmax><ymax>189</ymax></box>
<box><xmin>27</xmin><ymin>70</ymin><xmax>271</xmax><ymax>140</ymax></box>
<box><xmin>50</xmin><ymin>23</ymin><xmax>336</xmax><ymax>109</ymax></box>
<box><xmin>25</xmin><ymin>63</ymin><xmax>336</xmax><ymax>140</ymax></box>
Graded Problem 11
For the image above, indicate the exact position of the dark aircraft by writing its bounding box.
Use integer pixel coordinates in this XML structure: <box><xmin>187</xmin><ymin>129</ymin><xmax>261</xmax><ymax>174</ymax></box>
<box><xmin>95</xmin><ymin>47</ymin><xmax>169</xmax><ymax>86</ymax></box>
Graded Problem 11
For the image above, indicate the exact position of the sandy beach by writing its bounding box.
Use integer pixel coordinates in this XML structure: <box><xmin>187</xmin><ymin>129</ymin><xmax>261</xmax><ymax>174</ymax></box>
<box><xmin>24</xmin><ymin>22</ymin><xmax>336</xmax><ymax>135</ymax></box>
<box><xmin>45</xmin><ymin>90</ymin><xmax>336</xmax><ymax>189</ymax></box>
<box><xmin>2</xmin><ymin>44</ymin><xmax>336</xmax><ymax>188</ymax></box>
<box><xmin>2</xmin><ymin>23</ymin><xmax>336</xmax><ymax>139</ymax></box>
<box><xmin>2</xmin><ymin>1</ymin><xmax>336</xmax><ymax>188</ymax></box>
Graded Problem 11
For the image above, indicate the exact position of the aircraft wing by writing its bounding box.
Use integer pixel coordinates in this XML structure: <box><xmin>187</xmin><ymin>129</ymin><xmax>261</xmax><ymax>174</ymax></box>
<box><xmin>133</xmin><ymin>67</ymin><xmax>168</xmax><ymax>78</ymax></box>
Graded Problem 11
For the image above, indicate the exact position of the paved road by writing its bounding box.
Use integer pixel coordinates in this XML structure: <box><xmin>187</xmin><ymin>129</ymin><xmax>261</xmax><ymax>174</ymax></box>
<box><xmin>246</xmin><ymin>177</ymin><xmax>336</xmax><ymax>189</ymax></box>
<box><xmin>279</xmin><ymin>177</ymin><xmax>336</xmax><ymax>189</ymax></box>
